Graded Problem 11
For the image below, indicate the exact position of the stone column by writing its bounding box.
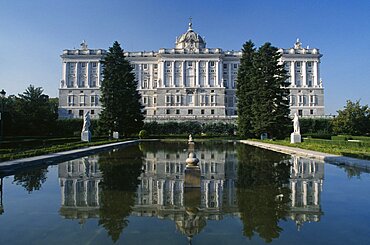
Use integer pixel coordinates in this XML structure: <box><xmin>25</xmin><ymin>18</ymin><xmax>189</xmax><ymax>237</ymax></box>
<box><xmin>181</xmin><ymin>61</ymin><xmax>185</xmax><ymax>87</ymax></box>
<box><xmin>313</xmin><ymin>61</ymin><xmax>319</xmax><ymax>87</ymax></box>
<box><xmin>228</xmin><ymin>63</ymin><xmax>232</xmax><ymax>89</ymax></box>
<box><xmin>160</xmin><ymin>61</ymin><xmax>165</xmax><ymax>87</ymax></box>
<box><xmin>86</xmin><ymin>62</ymin><xmax>90</xmax><ymax>88</ymax></box>
<box><xmin>302</xmin><ymin>61</ymin><xmax>307</xmax><ymax>87</ymax></box>
<box><xmin>215</xmin><ymin>61</ymin><xmax>219</xmax><ymax>87</ymax></box>
<box><xmin>97</xmin><ymin>62</ymin><xmax>101</xmax><ymax>87</ymax></box>
<box><xmin>290</xmin><ymin>61</ymin><xmax>295</xmax><ymax>86</ymax></box>
<box><xmin>205</xmin><ymin>61</ymin><xmax>209</xmax><ymax>87</ymax></box>
<box><xmin>62</xmin><ymin>62</ymin><xmax>67</xmax><ymax>88</ymax></box>
<box><xmin>149</xmin><ymin>64</ymin><xmax>153</xmax><ymax>89</ymax></box>
<box><xmin>138</xmin><ymin>64</ymin><xmax>142</xmax><ymax>89</ymax></box>
<box><xmin>75</xmin><ymin>62</ymin><xmax>79</xmax><ymax>88</ymax></box>
<box><xmin>195</xmin><ymin>61</ymin><xmax>200</xmax><ymax>87</ymax></box>
<box><xmin>171</xmin><ymin>61</ymin><xmax>175</xmax><ymax>87</ymax></box>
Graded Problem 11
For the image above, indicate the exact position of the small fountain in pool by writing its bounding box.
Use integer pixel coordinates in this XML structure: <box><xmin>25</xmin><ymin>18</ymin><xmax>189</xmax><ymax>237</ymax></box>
<box><xmin>184</xmin><ymin>134</ymin><xmax>200</xmax><ymax>188</ymax></box>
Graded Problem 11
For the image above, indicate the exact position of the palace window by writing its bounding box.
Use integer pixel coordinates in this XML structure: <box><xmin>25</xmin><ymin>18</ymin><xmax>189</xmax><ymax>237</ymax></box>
<box><xmin>176</xmin><ymin>109</ymin><xmax>180</xmax><ymax>114</ymax></box>
<box><xmin>68</xmin><ymin>110</ymin><xmax>72</xmax><ymax>115</ymax></box>
<box><xmin>166</xmin><ymin>109</ymin><xmax>170</xmax><ymax>114</ymax></box>
<box><xmin>188</xmin><ymin>61</ymin><xmax>193</xmax><ymax>67</ymax></box>
<box><xmin>79</xmin><ymin>95</ymin><xmax>85</xmax><ymax>106</ymax></box>
<box><xmin>79</xmin><ymin>110</ymin><xmax>84</xmax><ymax>117</ymax></box>
<box><xmin>211</xmin><ymin>109</ymin><xmax>215</xmax><ymax>115</ymax></box>
<box><xmin>166</xmin><ymin>62</ymin><xmax>171</xmax><ymax>67</ymax></box>
<box><xmin>143</xmin><ymin>64</ymin><xmax>148</xmax><ymax>70</ymax></box>
<box><xmin>188</xmin><ymin>109</ymin><xmax>193</xmax><ymax>115</ymax></box>
<box><xmin>210</xmin><ymin>61</ymin><xmax>215</xmax><ymax>67</ymax></box>
<box><xmin>154</xmin><ymin>64</ymin><xmax>158</xmax><ymax>69</ymax></box>
<box><xmin>90</xmin><ymin>95</ymin><xmax>98</xmax><ymax>106</ymax></box>
<box><xmin>233</xmin><ymin>64</ymin><xmax>238</xmax><ymax>69</ymax></box>
<box><xmin>201</xmin><ymin>109</ymin><xmax>205</xmax><ymax>114</ymax></box>
<box><xmin>68</xmin><ymin>95</ymin><xmax>74</xmax><ymax>106</ymax></box>
<box><xmin>91</xmin><ymin>110</ymin><xmax>95</xmax><ymax>115</ymax></box>
<box><xmin>92</xmin><ymin>62</ymin><xmax>97</xmax><ymax>68</ymax></box>
<box><xmin>223</xmin><ymin>64</ymin><xmax>228</xmax><ymax>69</ymax></box>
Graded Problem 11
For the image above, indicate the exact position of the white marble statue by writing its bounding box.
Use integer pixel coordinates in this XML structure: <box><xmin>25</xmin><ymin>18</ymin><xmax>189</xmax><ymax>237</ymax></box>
<box><xmin>81</xmin><ymin>111</ymin><xmax>91</xmax><ymax>142</ymax></box>
<box><xmin>188</xmin><ymin>134</ymin><xmax>193</xmax><ymax>142</ymax></box>
<box><xmin>82</xmin><ymin>111</ymin><xmax>91</xmax><ymax>132</ymax></box>
<box><xmin>293</xmin><ymin>113</ymin><xmax>300</xmax><ymax>134</ymax></box>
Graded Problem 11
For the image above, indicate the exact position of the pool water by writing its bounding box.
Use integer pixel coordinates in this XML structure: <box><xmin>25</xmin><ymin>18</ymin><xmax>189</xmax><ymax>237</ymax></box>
<box><xmin>0</xmin><ymin>141</ymin><xmax>369</xmax><ymax>244</ymax></box>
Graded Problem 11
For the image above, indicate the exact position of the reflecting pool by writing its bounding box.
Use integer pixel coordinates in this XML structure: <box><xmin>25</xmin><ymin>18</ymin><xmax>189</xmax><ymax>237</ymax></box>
<box><xmin>0</xmin><ymin>141</ymin><xmax>370</xmax><ymax>244</ymax></box>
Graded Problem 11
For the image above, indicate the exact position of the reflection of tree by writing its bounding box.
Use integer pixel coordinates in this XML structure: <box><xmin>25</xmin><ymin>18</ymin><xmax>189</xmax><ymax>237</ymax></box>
<box><xmin>13</xmin><ymin>166</ymin><xmax>48</xmax><ymax>193</ymax></box>
<box><xmin>236</xmin><ymin>145</ymin><xmax>291</xmax><ymax>243</ymax></box>
<box><xmin>98</xmin><ymin>145</ymin><xmax>143</xmax><ymax>243</ymax></box>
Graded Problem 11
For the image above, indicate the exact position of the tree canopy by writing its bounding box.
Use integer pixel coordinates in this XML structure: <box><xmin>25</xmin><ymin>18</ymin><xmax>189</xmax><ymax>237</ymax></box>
<box><xmin>237</xmin><ymin>41</ymin><xmax>290</xmax><ymax>139</ymax></box>
<box><xmin>332</xmin><ymin>100</ymin><xmax>370</xmax><ymax>136</ymax></box>
<box><xmin>99</xmin><ymin>41</ymin><xmax>144</xmax><ymax>137</ymax></box>
<box><xmin>2</xmin><ymin>85</ymin><xmax>58</xmax><ymax>137</ymax></box>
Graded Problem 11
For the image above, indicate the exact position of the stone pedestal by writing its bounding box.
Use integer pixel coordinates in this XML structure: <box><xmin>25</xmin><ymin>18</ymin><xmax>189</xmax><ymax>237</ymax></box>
<box><xmin>184</xmin><ymin>187</ymin><xmax>201</xmax><ymax>208</ymax></box>
<box><xmin>291</xmin><ymin>133</ymin><xmax>301</xmax><ymax>143</ymax></box>
<box><xmin>81</xmin><ymin>131</ymin><xmax>91</xmax><ymax>142</ymax></box>
<box><xmin>184</xmin><ymin>167</ymin><xmax>201</xmax><ymax>188</ymax></box>
<box><xmin>113</xmin><ymin>131</ymin><xmax>119</xmax><ymax>139</ymax></box>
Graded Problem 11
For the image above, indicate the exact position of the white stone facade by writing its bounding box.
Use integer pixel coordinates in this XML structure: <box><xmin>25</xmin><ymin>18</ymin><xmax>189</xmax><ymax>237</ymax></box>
<box><xmin>58</xmin><ymin>23</ymin><xmax>325</xmax><ymax>121</ymax></box>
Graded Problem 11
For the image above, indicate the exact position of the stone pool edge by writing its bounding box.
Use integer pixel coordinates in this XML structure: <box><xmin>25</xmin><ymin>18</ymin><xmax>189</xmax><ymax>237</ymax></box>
<box><xmin>0</xmin><ymin>139</ymin><xmax>159</xmax><ymax>173</ymax></box>
<box><xmin>239</xmin><ymin>140</ymin><xmax>370</xmax><ymax>170</ymax></box>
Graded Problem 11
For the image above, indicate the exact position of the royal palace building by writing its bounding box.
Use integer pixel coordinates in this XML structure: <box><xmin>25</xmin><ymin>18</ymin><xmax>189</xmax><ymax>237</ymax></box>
<box><xmin>58</xmin><ymin>22</ymin><xmax>325</xmax><ymax>121</ymax></box>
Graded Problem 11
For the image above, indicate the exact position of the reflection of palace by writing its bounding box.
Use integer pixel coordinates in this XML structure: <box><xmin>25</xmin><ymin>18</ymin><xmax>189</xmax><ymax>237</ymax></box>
<box><xmin>57</xmin><ymin>147</ymin><xmax>324</xmax><ymax>234</ymax></box>
<box><xmin>58</xmin><ymin>156</ymin><xmax>102</xmax><ymax>220</ymax></box>
<box><xmin>289</xmin><ymin>155</ymin><xmax>324</xmax><ymax>229</ymax></box>
<box><xmin>134</xmin><ymin>149</ymin><xmax>239</xmax><ymax>214</ymax></box>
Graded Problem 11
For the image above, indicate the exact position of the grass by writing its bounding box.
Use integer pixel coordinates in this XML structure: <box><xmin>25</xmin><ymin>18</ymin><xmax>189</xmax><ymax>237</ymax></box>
<box><xmin>251</xmin><ymin>138</ymin><xmax>370</xmax><ymax>160</ymax></box>
<box><xmin>0</xmin><ymin>138</ymin><xmax>133</xmax><ymax>162</ymax></box>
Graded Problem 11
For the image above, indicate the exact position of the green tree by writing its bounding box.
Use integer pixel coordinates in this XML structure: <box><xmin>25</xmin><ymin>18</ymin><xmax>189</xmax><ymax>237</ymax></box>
<box><xmin>236</xmin><ymin>40</ymin><xmax>256</xmax><ymax>137</ymax></box>
<box><xmin>99</xmin><ymin>41</ymin><xmax>144</xmax><ymax>137</ymax></box>
<box><xmin>11</xmin><ymin>85</ymin><xmax>57</xmax><ymax>136</ymax></box>
<box><xmin>236</xmin><ymin>42</ymin><xmax>290</xmax><ymax>139</ymax></box>
<box><xmin>332</xmin><ymin>100</ymin><xmax>370</xmax><ymax>135</ymax></box>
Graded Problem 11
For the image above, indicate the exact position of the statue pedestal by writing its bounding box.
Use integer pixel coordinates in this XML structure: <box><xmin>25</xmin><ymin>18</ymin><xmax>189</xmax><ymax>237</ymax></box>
<box><xmin>81</xmin><ymin>131</ymin><xmax>91</xmax><ymax>142</ymax></box>
<box><xmin>113</xmin><ymin>131</ymin><xmax>119</xmax><ymax>139</ymax></box>
<box><xmin>184</xmin><ymin>167</ymin><xmax>201</xmax><ymax>188</ymax></box>
<box><xmin>290</xmin><ymin>133</ymin><xmax>301</xmax><ymax>144</ymax></box>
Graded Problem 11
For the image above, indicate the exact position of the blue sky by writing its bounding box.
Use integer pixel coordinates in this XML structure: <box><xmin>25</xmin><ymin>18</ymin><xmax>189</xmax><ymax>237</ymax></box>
<box><xmin>0</xmin><ymin>0</ymin><xmax>369</xmax><ymax>114</ymax></box>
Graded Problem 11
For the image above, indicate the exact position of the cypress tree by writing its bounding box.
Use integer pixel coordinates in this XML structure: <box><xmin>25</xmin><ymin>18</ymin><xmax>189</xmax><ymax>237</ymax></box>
<box><xmin>236</xmin><ymin>40</ymin><xmax>256</xmax><ymax>137</ymax></box>
<box><xmin>99</xmin><ymin>41</ymin><xmax>144</xmax><ymax>137</ymax></box>
<box><xmin>237</xmin><ymin>42</ymin><xmax>290</xmax><ymax>139</ymax></box>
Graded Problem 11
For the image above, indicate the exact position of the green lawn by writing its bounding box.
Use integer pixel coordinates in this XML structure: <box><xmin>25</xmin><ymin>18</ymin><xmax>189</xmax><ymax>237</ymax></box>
<box><xmin>252</xmin><ymin>138</ymin><xmax>370</xmax><ymax>160</ymax></box>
